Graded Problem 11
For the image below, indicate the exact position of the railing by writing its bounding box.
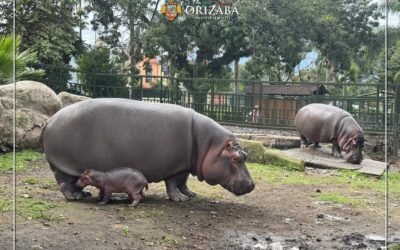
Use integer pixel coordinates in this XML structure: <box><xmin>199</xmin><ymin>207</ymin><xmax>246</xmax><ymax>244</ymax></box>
<box><xmin>33</xmin><ymin>67</ymin><xmax>399</xmax><ymax>153</ymax></box>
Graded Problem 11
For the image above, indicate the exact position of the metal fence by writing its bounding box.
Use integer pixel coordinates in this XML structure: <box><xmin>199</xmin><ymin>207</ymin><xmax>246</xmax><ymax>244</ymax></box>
<box><xmin>35</xmin><ymin>67</ymin><xmax>399</xmax><ymax>152</ymax></box>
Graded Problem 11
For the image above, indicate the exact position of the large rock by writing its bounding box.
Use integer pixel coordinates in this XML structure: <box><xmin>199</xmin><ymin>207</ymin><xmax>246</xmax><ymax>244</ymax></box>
<box><xmin>58</xmin><ymin>91</ymin><xmax>90</xmax><ymax>108</ymax></box>
<box><xmin>238</xmin><ymin>138</ymin><xmax>266</xmax><ymax>163</ymax></box>
<box><xmin>0</xmin><ymin>81</ymin><xmax>62</xmax><ymax>151</ymax></box>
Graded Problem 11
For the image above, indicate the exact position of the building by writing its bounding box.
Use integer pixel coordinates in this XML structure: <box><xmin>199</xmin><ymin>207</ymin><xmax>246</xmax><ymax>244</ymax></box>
<box><xmin>244</xmin><ymin>84</ymin><xmax>329</xmax><ymax>125</ymax></box>
<box><xmin>138</xmin><ymin>58</ymin><xmax>162</xmax><ymax>89</ymax></box>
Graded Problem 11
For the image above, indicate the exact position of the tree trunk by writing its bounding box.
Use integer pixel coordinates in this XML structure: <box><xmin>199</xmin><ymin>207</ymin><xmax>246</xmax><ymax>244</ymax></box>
<box><xmin>234</xmin><ymin>58</ymin><xmax>239</xmax><ymax>94</ymax></box>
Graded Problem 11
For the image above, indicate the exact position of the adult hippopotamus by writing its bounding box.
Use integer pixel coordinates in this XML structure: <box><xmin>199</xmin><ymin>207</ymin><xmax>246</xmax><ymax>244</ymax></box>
<box><xmin>294</xmin><ymin>103</ymin><xmax>364</xmax><ymax>164</ymax></box>
<box><xmin>41</xmin><ymin>98</ymin><xmax>255</xmax><ymax>201</ymax></box>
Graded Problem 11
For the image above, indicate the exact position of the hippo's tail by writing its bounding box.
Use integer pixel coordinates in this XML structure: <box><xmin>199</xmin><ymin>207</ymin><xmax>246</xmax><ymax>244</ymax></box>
<box><xmin>38</xmin><ymin>120</ymin><xmax>48</xmax><ymax>150</ymax></box>
<box><xmin>140</xmin><ymin>184</ymin><xmax>148</xmax><ymax>196</ymax></box>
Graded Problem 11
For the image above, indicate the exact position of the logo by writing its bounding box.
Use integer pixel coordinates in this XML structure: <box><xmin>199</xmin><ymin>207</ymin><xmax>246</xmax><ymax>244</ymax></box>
<box><xmin>160</xmin><ymin>0</ymin><xmax>183</xmax><ymax>22</ymax></box>
<box><xmin>160</xmin><ymin>0</ymin><xmax>239</xmax><ymax>22</ymax></box>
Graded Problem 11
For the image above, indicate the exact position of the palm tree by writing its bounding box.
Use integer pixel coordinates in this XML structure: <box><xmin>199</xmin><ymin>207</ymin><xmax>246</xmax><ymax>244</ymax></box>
<box><xmin>0</xmin><ymin>35</ymin><xmax>45</xmax><ymax>84</ymax></box>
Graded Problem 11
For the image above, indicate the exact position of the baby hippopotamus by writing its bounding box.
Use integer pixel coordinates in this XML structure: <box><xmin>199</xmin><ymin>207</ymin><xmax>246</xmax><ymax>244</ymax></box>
<box><xmin>76</xmin><ymin>168</ymin><xmax>148</xmax><ymax>207</ymax></box>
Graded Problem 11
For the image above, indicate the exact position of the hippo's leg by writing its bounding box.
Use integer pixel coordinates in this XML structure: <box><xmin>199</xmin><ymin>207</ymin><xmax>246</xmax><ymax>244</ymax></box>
<box><xmin>332</xmin><ymin>141</ymin><xmax>343</xmax><ymax>158</ymax></box>
<box><xmin>299</xmin><ymin>134</ymin><xmax>311</xmax><ymax>148</ymax></box>
<box><xmin>178</xmin><ymin>172</ymin><xmax>197</xmax><ymax>198</ymax></box>
<box><xmin>52</xmin><ymin>166</ymin><xmax>91</xmax><ymax>200</ymax></box>
<box><xmin>312</xmin><ymin>142</ymin><xmax>321</xmax><ymax>148</ymax></box>
<box><xmin>97</xmin><ymin>189</ymin><xmax>104</xmax><ymax>202</ymax></box>
<box><xmin>98</xmin><ymin>190</ymin><xmax>112</xmax><ymax>205</ymax></box>
<box><xmin>165</xmin><ymin>171</ymin><xmax>191</xmax><ymax>202</ymax></box>
<box><xmin>129</xmin><ymin>193</ymin><xmax>143</xmax><ymax>207</ymax></box>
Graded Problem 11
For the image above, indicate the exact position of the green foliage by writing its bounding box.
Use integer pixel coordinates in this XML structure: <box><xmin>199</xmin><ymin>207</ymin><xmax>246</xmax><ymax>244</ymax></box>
<box><xmin>76</xmin><ymin>47</ymin><xmax>126</xmax><ymax>96</ymax></box>
<box><xmin>0</xmin><ymin>35</ymin><xmax>44</xmax><ymax>84</ymax></box>
<box><xmin>0</xmin><ymin>150</ymin><xmax>44</xmax><ymax>174</ymax></box>
<box><xmin>21</xmin><ymin>177</ymin><xmax>39</xmax><ymax>185</ymax></box>
<box><xmin>247</xmin><ymin>163</ymin><xmax>397</xmax><ymax>196</ymax></box>
<box><xmin>159</xmin><ymin>235</ymin><xmax>178</xmax><ymax>247</ymax></box>
<box><xmin>386</xmin><ymin>41</ymin><xmax>400</xmax><ymax>84</ymax></box>
<box><xmin>6</xmin><ymin>0</ymin><xmax>83</xmax><ymax>92</ymax></box>
<box><xmin>17</xmin><ymin>198</ymin><xmax>59</xmax><ymax>220</ymax></box>
<box><xmin>0</xmin><ymin>199</ymin><xmax>12</xmax><ymax>213</ymax></box>
<box><xmin>313</xmin><ymin>193</ymin><xmax>362</xmax><ymax>206</ymax></box>
<box><xmin>86</xmin><ymin>0</ymin><xmax>160</xmax><ymax>75</ymax></box>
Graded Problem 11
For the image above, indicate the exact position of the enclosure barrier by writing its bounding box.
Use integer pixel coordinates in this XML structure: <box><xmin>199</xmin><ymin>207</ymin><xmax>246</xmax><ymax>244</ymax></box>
<box><xmin>31</xmin><ymin>65</ymin><xmax>399</xmax><ymax>155</ymax></box>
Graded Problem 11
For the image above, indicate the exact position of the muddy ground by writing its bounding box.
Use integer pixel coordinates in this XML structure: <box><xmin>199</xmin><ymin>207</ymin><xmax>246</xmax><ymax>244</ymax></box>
<box><xmin>1</xmin><ymin>158</ymin><xmax>399</xmax><ymax>250</ymax></box>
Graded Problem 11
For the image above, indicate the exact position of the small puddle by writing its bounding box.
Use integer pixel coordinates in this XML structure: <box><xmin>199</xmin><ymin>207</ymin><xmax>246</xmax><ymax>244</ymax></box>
<box><xmin>224</xmin><ymin>231</ymin><xmax>307</xmax><ymax>250</ymax></box>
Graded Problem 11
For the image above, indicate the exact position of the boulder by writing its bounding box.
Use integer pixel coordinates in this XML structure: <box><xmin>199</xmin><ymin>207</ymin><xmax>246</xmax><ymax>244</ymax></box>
<box><xmin>0</xmin><ymin>81</ymin><xmax>61</xmax><ymax>151</ymax></box>
<box><xmin>238</xmin><ymin>138</ymin><xmax>266</xmax><ymax>163</ymax></box>
<box><xmin>58</xmin><ymin>91</ymin><xmax>90</xmax><ymax>108</ymax></box>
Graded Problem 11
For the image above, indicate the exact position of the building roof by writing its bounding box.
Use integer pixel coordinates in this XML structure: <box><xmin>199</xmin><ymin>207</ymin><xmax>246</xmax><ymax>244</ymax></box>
<box><xmin>245</xmin><ymin>84</ymin><xmax>329</xmax><ymax>96</ymax></box>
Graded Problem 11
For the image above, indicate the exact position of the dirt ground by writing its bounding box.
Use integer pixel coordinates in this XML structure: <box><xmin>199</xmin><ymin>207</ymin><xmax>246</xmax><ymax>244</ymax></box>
<box><xmin>1</xmin><ymin>158</ymin><xmax>399</xmax><ymax>250</ymax></box>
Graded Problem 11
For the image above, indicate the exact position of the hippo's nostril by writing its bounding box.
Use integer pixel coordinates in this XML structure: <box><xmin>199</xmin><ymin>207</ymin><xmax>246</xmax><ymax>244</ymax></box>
<box><xmin>248</xmin><ymin>182</ymin><xmax>255</xmax><ymax>192</ymax></box>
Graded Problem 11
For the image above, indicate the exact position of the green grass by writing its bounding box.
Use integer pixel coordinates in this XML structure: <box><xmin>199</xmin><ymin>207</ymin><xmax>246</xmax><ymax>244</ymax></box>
<box><xmin>263</xmin><ymin>149</ymin><xmax>305</xmax><ymax>171</ymax></box>
<box><xmin>159</xmin><ymin>235</ymin><xmax>178</xmax><ymax>247</ymax></box>
<box><xmin>17</xmin><ymin>198</ymin><xmax>59</xmax><ymax>220</ymax></box>
<box><xmin>313</xmin><ymin>193</ymin><xmax>362</xmax><ymax>206</ymax></box>
<box><xmin>122</xmin><ymin>225</ymin><xmax>131</xmax><ymax>237</ymax></box>
<box><xmin>0</xmin><ymin>199</ymin><xmax>12</xmax><ymax>212</ymax></box>
<box><xmin>247</xmin><ymin>163</ymin><xmax>400</xmax><ymax>195</ymax></box>
<box><xmin>21</xmin><ymin>177</ymin><xmax>39</xmax><ymax>185</ymax></box>
<box><xmin>0</xmin><ymin>150</ymin><xmax>45</xmax><ymax>173</ymax></box>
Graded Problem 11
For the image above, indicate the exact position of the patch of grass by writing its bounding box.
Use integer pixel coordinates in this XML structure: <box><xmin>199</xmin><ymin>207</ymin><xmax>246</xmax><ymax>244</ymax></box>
<box><xmin>17</xmin><ymin>198</ymin><xmax>59</xmax><ymax>220</ymax></box>
<box><xmin>32</xmin><ymin>178</ymin><xmax>58</xmax><ymax>190</ymax></box>
<box><xmin>159</xmin><ymin>235</ymin><xmax>178</xmax><ymax>247</ymax></box>
<box><xmin>247</xmin><ymin>163</ymin><xmax>399</xmax><ymax>196</ymax></box>
<box><xmin>313</xmin><ymin>193</ymin><xmax>362</xmax><ymax>206</ymax></box>
<box><xmin>263</xmin><ymin>149</ymin><xmax>305</xmax><ymax>171</ymax></box>
<box><xmin>389</xmin><ymin>243</ymin><xmax>400</xmax><ymax>250</ymax></box>
<box><xmin>367</xmin><ymin>152</ymin><xmax>385</xmax><ymax>161</ymax></box>
<box><xmin>122</xmin><ymin>225</ymin><xmax>131</xmax><ymax>237</ymax></box>
<box><xmin>0</xmin><ymin>199</ymin><xmax>12</xmax><ymax>212</ymax></box>
<box><xmin>0</xmin><ymin>150</ymin><xmax>44</xmax><ymax>173</ymax></box>
<box><xmin>21</xmin><ymin>177</ymin><xmax>38</xmax><ymax>185</ymax></box>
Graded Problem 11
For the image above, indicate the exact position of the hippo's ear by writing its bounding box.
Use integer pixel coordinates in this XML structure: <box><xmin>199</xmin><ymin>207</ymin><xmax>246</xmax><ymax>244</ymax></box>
<box><xmin>83</xmin><ymin>169</ymin><xmax>91</xmax><ymax>176</ymax></box>
<box><xmin>224</xmin><ymin>140</ymin><xmax>239</xmax><ymax>151</ymax></box>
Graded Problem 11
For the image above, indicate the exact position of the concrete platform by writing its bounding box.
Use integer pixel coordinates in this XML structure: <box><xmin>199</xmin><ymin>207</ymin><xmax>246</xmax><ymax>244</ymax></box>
<box><xmin>281</xmin><ymin>146</ymin><xmax>386</xmax><ymax>176</ymax></box>
<box><xmin>236</xmin><ymin>134</ymin><xmax>300</xmax><ymax>149</ymax></box>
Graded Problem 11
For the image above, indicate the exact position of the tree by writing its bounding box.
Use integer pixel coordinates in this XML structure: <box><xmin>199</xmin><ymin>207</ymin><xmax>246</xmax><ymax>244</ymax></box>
<box><xmin>0</xmin><ymin>35</ymin><xmax>44</xmax><ymax>84</ymax></box>
<box><xmin>85</xmin><ymin>0</ymin><xmax>160</xmax><ymax>77</ymax></box>
<box><xmin>76</xmin><ymin>47</ymin><xmax>126</xmax><ymax>96</ymax></box>
<box><xmin>0</xmin><ymin>0</ymin><xmax>84</xmax><ymax>92</ymax></box>
<box><xmin>307</xmin><ymin>0</ymin><xmax>381</xmax><ymax>82</ymax></box>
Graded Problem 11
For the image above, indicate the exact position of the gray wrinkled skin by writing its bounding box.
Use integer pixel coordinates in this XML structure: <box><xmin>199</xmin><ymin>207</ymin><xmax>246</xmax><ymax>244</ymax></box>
<box><xmin>42</xmin><ymin>98</ymin><xmax>255</xmax><ymax>201</ymax></box>
<box><xmin>295</xmin><ymin>103</ymin><xmax>364</xmax><ymax>164</ymax></box>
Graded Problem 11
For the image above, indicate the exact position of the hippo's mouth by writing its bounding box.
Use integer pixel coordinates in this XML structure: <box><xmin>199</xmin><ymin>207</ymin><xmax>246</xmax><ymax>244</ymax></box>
<box><xmin>344</xmin><ymin>152</ymin><xmax>363</xmax><ymax>165</ymax></box>
<box><xmin>220</xmin><ymin>182</ymin><xmax>255</xmax><ymax>196</ymax></box>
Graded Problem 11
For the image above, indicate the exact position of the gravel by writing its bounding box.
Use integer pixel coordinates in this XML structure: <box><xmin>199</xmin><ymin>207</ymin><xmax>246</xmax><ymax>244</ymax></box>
<box><xmin>223</xmin><ymin>125</ymin><xmax>298</xmax><ymax>137</ymax></box>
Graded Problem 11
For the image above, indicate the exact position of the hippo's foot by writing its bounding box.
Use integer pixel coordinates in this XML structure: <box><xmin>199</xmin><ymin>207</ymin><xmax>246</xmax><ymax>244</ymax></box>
<box><xmin>332</xmin><ymin>144</ymin><xmax>343</xmax><ymax>158</ymax></box>
<box><xmin>53</xmin><ymin>167</ymin><xmax>90</xmax><ymax>201</ymax></box>
<box><xmin>333</xmin><ymin>151</ymin><xmax>343</xmax><ymax>158</ymax></box>
<box><xmin>179</xmin><ymin>185</ymin><xmax>197</xmax><ymax>198</ymax></box>
<box><xmin>62</xmin><ymin>190</ymin><xmax>91</xmax><ymax>201</ymax></box>
<box><xmin>168</xmin><ymin>190</ymin><xmax>190</xmax><ymax>202</ymax></box>
<box><xmin>165</xmin><ymin>171</ymin><xmax>192</xmax><ymax>202</ymax></box>
<box><xmin>311</xmin><ymin>143</ymin><xmax>321</xmax><ymax>148</ymax></box>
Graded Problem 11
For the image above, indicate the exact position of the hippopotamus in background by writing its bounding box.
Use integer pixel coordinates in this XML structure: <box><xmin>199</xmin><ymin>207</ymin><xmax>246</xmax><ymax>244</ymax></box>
<box><xmin>41</xmin><ymin>98</ymin><xmax>255</xmax><ymax>201</ymax></box>
<box><xmin>294</xmin><ymin>103</ymin><xmax>364</xmax><ymax>164</ymax></box>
